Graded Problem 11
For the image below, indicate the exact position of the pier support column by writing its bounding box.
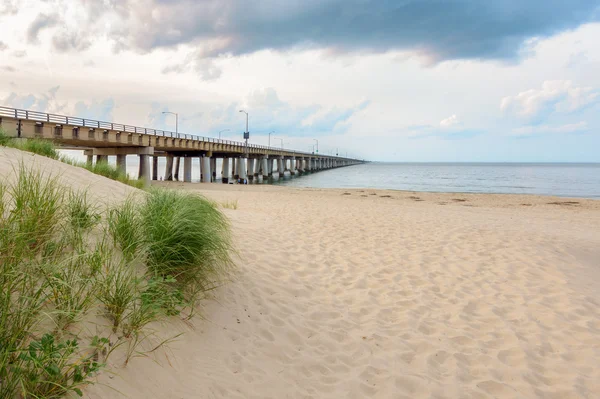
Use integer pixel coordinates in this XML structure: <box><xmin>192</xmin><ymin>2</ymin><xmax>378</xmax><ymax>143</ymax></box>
<box><xmin>138</xmin><ymin>154</ymin><xmax>151</xmax><ymax>187</ymax></box>
<box><xmin>152</xmin><ymin>155</ymin><xmax>158</xmax><ymax>180</ymax></box>
<box><xmin>174</xmin><ymin>157</ymin><xmax>181</xmax><ymax>181</ymax></box>
<box><xmin>183</xmin><ymin>157</ymin><xmax>192</xmax><ymax>182</ymax></box>
<box><xmin>268</xmin><ymin>158</ymin><xmax>274</xmax><ymax>178</ymax></box>
<box><xmin>96</xmin><ymin>155</ymin><xmax>108</xmax><ymax>164</ymax></box>
<box><xmin>116</xmin><ymin>154</ymin><xmax>127</xmax><ymax>175</ymax></box>
<box><xmin>86</xmin><ymin>154</ymin><xmax>93</xmax><ymax>166</ymax></box>
<box><xmin>278</xmin><ymin>157</ymin><xmax>285</xmax><ymax>177</ymax></box>
<box><xmin>262</xmin><ymin>157</ymin><xmax>269</xmax><ymax>180</ymax></box>
<box><xmin>202</xmin><ymin>156</ymin><xmax>211</xmax><ymax>183</ymax></box>
<box><xmin>247</xmin><ymin>159</ymin><xmax>254</xmax><ymax>181</ymax></box>
<box><xmin>290</xmin><ymin>158</ymin><xmax>296</xmax><ymax>175</ymax></box>
<box><xmin>254</xmin><ymin>157</ymin><xmax>261</xmax><ymax>178</ymax></box>
<box><xmin>199</xmin><ymin>157</ymin><xmax>204</xmax><ymax>181</ymax></box>
<box><xmin>165</xmin><ymin>154</ymin><xmax>174</xmax><ymax>181</ymax></box>
<box><xmin>238</xmin><ymin>157</ymin><xmax>247</xmax><ymax>183</ymax></box>
<box><xmin>211</xmin><ymin>157</ymin><xmax>217</xmax><ymax>182</ymax></box>
<box><xmin>234</xmin><ymin>158</ymin><xmax>240</xmax><ymax>180</ymax></box>
<box><xmin>222</xmin><ymin>157</ymin><xmax>230</xmax><ymax>183</ymax></box>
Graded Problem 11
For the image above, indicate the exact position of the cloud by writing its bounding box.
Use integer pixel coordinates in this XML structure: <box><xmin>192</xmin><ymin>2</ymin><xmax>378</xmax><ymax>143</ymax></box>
<box><xmin>0</xmin><ymin>0</ymin><xmax>18</xmax><ymax>15</ymax></box>
<box><xmin>27</xmin><ymin>13</ymin><xmax>59</xmax><ymax>44</ymax></box>
<box><xmin>511</xmin><ymin>122</ymin><xmax>590</xmax><ymax>137</ymax></box>
<box><xmin>0</xmin><ymin>41</ymin><xmax>7</xmax><ymax>51</ymax></box>
<box><xmin>162</xmin><ymin>52</ymin><xmax>223</xmax><ymax>81</ymax></box>
<box><xmin>21</xmin><ymin>0</ymin><xmax>600</xmax><ymax>65</ymax></box>
<box><xmin>501</xmin><ymin>80</ymin><xmax>600</xmax><ymax>120</ymax></box>
<box><xmin>2</xmin><ymin>86</ymin><xmax>66</xmax><ymax>113</ymax></box>
<box><xmin>440</xmin><ymin>115</ymin><xmax>460</xmax><ymax>127</ymax></box>
<box><xmin>1</xmin><ymin>66</ymin><xmax>15</xmax><ymax>72</ymax></box>
<box><xmin>73</xmin><ymin>98</ymin><xmax>115</xmax><ymax>121</ymax></box>
<box><xmin>12</xmin><ymin>50</ymin><xmax>26</xmax><ymax>58</ymax></box>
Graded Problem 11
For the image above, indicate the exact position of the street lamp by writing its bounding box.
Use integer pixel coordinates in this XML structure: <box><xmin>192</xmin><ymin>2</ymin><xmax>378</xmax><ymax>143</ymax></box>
<box><xmin>218</xmin><ymin>129</ymin><xmax>229</xmax><ymax>140</ymax></box>
<box><xmin>162</xmin><ymin>111</ymin><xmax>178</xmax><ymax>134</ymax></box>
<box><xmin>313</xmin><ymin>138</ymin><xmax>319</xmax><ymax>153</ymax></box>
<box><xmin>239</xmin><ymin>110</ymin><xmax>249</xmax><ymax>155</ymax></box>
<box><xmin>268</xmin><ymin>131</ymin><xmax>274</xmax><ymax>147</ymax></box>
<box><xmin>274</xmin><ymin>137</ymin><xmax>283</xmax><ymax>149</ymax></box>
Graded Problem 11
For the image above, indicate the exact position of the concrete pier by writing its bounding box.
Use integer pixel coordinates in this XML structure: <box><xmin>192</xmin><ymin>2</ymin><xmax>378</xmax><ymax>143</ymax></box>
<box><xmin>174</xmin><ymin>157</ymin><xmax>181</xmax><ymax>181</ymax></box>
<box><xmin>222</xmin><ymin>157</ymin><xmax>230</xmax><ymax>183</ymax></box>
<box><xmin>86</xmin><ymin>154</ymin><xmax>93</xmax><ymax>165</ymax></box>
<box><xmin>96</xmin><ymin>155</ymin><xmax>108</xmax><ymax>163</ymax></box>
<box><xmin>202</xmin><ymin>156</ymin><xmax>211</xmax><ymax>183</ymax></box>
<box><xmin>234</xmin><ymin>158</ymin><xmax>240</xmax><ymax>180</ymax></box>
<box><xmin>238</xmin><ymin>157</ymin><xmax>247</xmax><ymax>182</ymax></box>
<box><xmin>183</xmin><ymin>157</ymin><xmax>192</xmax><ymax>182</ymax></box>
<box><xmin>152</xmin><ymin>155</ymin><xmax>158</xmax><ymax>180</ymax></box>
<box><xmin>247</xmin><ymin>158</ymin><xmax>254</xmax><ymax>181</ymax></box>
<box><xmin>165</xmin><ymin>154</ymin><xmax>174</xmax><ymax>181</ymax></box>
<box><xmin>211</xmin><ymin>157</ymin><xmax>217</xmax><ymax>182</ymax></box>
<box><xmin>262</xmin><ymin>157</ymin><xmax>269</xmax><ymax>180</ymax></box>
<box><xmin>268</xmin><ymin>158</ymin><xmax>274</xmax><ymax>178</ymax></box>
<box><xmin>138</xmin><ymin>154</ymin><xmax>151</xmax><ymax>187</ymax></box>
<box><xmin>278</xmin><ymin>157</ymin><xmax>285</xmax><ymax>177</ymax></box>
<box><xmin>116</xmin><ymin>154</ymin><xmax>127</xmax><ymax>175</ymax></box>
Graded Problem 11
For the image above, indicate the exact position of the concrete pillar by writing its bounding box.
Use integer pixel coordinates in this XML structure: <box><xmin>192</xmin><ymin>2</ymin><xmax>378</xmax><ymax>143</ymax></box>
<box><xmin>152</xmin><ymin>155</ymin><xmax>158</xmax><ymax>180</ymax></box>
<box><xmin>86</xmin><ymin>154</ymin><xmax>93</xmax><ymax>166</ymax></box>
<box><xmin>234</xmin><ymin>158</ymin><xmax>240</xmax><ymax>180</ymax></box>
<box><xmin>254</xmin><ymin>158</ymin><xmax>261</xmax><ymax>177</ymax></box>
<box><xmin>165</xmin><ymin>154</ymin><xmax>174</xmax><ymax>181</ymax></box>
<box><xmin>222</xmin><ymin>157</ymin><xmax>230</xmax><ymax>183</ymax></box>
<box><xmin>268</xmin><ymin>158</ymin><xmax>274</xmax><ymax>178</ymax></box>
<box><xmin>290</xmin><ymin>159</ymin><xmax>296</xmax><ymax>175</ymax></box>
<box><xmin>202</xmin><ymin>156</ymin><xmax>211</xmax><ymax>183</ymax></box>
<box><xmin>262</xmin><ymin>157</ymin><xmax>269</xmax><ymax>180</ymax></box>
<box><xmin>96</xmin><ymin>155</ymin><xmax>108</xmax><ymax>164</ymax></box>
<box><xmin>138</xmin><ymin>154</ymin><xmax>151</xmax><ymax>187</ymax></box>
<box><xmin>238</xmin><ymin>157</ymin><xmax>247</xmax><ymax>182</ymax></box>
<box><xmin>297</xmin><ymin>158</ymin><xmax>303</xmax><ymax>174</ymax></box>
<box><xmin>116</xmin><ymin>154</ymin><xmax>127</xmax><ymax>175</ymax></box>
<box><xmin>183</xmin><ymin>157</ymin><xmax>192</xmax><ymax>182</ymax></box>
<box><xmin>247</xmin><ymin>159</ymin><xmax>254</xmax><ymax>181</ymax></box>
<box><xmin>211</xmin><ymin>157</ymin><xmax>217</xmax><ymax>182</ymax></box>
<box><xmin>174</xmin><ymin>157</ymin><xmax>181</xmax><ymax>181</ymax></box>
<box><xmin>278</xmin><ymin>157</ymin><xmax>285</xmax><ymax>177</ymax></box>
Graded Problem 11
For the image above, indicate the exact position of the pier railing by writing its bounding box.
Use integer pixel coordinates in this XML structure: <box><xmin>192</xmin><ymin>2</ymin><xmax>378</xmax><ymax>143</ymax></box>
<box><xmin>0</xmin><ymin>105</ymin><xmax>344</xmax><ymax>158</ymax></box>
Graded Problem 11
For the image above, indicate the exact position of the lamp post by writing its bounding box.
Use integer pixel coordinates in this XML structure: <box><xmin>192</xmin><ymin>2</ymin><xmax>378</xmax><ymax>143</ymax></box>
<box><xmin>239</xmin><ymin>110</ymin><xmax>249</xmax><ymax>155</ymax></box>
<box><xmin>313</xmin><ymin>138</ymin><xmax>319</xmax><ymax>154</ymax></box>
<box><xmin>268</xmin><ymin>131</ymin><xmax>274</xmax><ymax>147</ymax></box>
<box><xmin>274</xmin><ymin>137</ymin><xmax>283</xmax><ymax>149</ymax></box>
<box><xmin>162</xmin><ymin>111</ymin><xmax>178</xmax><ymax>134</ymax></box>
<box><xmin>218</xmin><ymin>129</ymin><xmax>229</xmax><ymax>140</ymax></box>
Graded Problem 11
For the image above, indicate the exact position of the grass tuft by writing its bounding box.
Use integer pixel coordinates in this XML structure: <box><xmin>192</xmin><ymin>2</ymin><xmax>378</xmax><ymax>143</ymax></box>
<box><xmin>221</xmin><ymin>199</ymin><xmax>239</xmax><ymax>210</ymax></box>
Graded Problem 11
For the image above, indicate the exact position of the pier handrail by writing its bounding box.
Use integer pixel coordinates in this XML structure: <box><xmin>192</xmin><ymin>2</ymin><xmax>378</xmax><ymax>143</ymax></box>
<box><xmin>0</xmin><ymin>105</ymin><xmax>355</xmax><ymax>159</ymax></box>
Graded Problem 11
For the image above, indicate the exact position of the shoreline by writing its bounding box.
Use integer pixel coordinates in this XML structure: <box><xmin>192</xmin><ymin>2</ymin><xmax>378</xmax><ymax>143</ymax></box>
<box><xmin>154</xmin><ymin>181</ymin><xmax>600</xmax><ymax>211</ymax></box>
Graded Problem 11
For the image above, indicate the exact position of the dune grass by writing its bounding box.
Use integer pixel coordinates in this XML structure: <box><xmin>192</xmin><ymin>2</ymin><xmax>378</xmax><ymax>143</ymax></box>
<box><xmin>221</xmin><ymin>199</ymin><xmax>239</xmax><ymax>210</ymax></box>
<box><xmin>0</xmin><ymin>129</ymin><xmax>59</xmax><ymax>159</ymax></box>
<box><xmin>141</xmin><ymin>189</ymin><xmax>233</xmax><ymax>308</ymax></box>
<box><xmin>0</xmin><ymin>164</ymin><xmax>233</xmax><ymax>398</ymax></box>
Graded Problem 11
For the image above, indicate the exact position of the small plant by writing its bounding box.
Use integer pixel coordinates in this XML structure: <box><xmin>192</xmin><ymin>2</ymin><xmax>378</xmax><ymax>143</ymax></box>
<box><xmin>15</xmin><ymin>333</ymin><xmax>107</xmax><ymax>398</ymax></box>
<box><xmin>107</xmin><ymin>197</ymin><xmax>143</xmax><ymax>262</ymax></box>
<box><xmin>67</xmin><ymin>189</ymin><xmax>101</xmax><ymax>231</ymax></box>
<box><xmin>97</xmin><ymin>259</ymin><xmax>137</xmax><ymax>332</ymax></box>
<box><xmin>221</xmin><ymin>199</ymin><xmax>239</xmax><ymax>210</ymax></box>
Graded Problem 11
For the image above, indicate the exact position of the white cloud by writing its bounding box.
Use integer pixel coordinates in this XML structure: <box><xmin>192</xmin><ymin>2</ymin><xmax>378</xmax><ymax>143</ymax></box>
<box><xmin>440</xmin><ymin>114</ymin><xmax>460</xmax><ymax>127</ymax></box>
<box><xmin>501</xmin><ymin>80</ymin><xmax>599</xmax><ymax>119</ymax></box>
<box><xmin>511</xmin><ymin>121</ymin><xmax>589</xmax><ymax>136</ymax></box>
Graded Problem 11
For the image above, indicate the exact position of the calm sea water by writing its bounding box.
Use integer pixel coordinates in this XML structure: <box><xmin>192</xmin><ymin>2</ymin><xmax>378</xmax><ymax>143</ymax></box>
<box><xmin>64</xmin><ymin>150</ymin><xmax>598</xmax><ymax>199</ymax></box>
<box><xmin>275</xmin><ymin>163</ymin><xmax>600</xmax><ymax>199</ymax></box>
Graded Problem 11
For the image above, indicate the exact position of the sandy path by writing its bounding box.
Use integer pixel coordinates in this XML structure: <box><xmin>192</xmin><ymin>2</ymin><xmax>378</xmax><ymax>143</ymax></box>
<box><xmin>87</xmin><ymin>183</ymin><xmax>600</xmax><ymax>399</ymax></box>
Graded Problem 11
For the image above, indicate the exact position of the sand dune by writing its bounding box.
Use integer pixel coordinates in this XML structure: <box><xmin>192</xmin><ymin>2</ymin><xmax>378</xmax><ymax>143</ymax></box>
<box><xmin>83</xmin><ymin>182</ymin><xmax>600</xmax><ymax>399</ymax></box>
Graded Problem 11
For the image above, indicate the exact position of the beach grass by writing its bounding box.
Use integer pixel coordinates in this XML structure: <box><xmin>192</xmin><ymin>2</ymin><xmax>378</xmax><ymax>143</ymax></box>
<box><xmin>0</xmin><ymin>164</ymin><xmax>234</xmax><ymax>397</ymax></box>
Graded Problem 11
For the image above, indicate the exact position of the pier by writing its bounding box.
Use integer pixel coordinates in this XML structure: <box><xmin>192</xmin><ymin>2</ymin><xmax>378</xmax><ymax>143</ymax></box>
<box><xmin>0</xmin><ymin>106</ymin><xmax>364</xmax><ymax>186</ymax></box>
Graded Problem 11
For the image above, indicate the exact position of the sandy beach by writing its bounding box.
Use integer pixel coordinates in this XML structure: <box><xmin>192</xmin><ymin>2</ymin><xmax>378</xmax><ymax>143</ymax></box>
<box><xmin>85</xmin><ymin>180</ymin><xmax>600</xmax><ymax>398</ymax></box>
<box><xmin>2</xmin><ymin>149</ymin><xmax>599</xmax><ymax>398</ymax></box>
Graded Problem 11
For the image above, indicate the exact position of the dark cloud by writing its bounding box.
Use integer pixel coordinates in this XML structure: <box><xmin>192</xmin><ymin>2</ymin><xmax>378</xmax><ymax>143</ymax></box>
<box><xmin>20</xmin><ymin>0</ymin><xmax>600</xmax><ymax>67</ymax></box>
<box><xmin>27</xmin><ymin>13</ymin><xmax>58</xmax><ymax>44</ymax></box>
<box><xmin>100</xmin><ymin>0</ymin><xmax>599</xmax><ymax>62</ymax></box>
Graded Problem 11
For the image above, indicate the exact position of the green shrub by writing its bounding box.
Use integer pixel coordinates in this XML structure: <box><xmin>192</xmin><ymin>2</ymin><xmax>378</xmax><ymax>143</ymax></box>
<box><xmin>17</xmin><ymin>138</ymin><xmax>60</xmax><ymax>159</ymax></box>
<box><xmin>141</xmin><ymin>189</ymin><xmax>233</xmax><ymax>305</ymax></box>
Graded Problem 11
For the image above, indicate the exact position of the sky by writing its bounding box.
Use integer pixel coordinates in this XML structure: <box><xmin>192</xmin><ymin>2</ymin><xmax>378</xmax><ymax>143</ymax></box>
<box><xmin>1</xmin><ymin>0</ymin><xmax>599</xmax><ymax>162</ymax></box>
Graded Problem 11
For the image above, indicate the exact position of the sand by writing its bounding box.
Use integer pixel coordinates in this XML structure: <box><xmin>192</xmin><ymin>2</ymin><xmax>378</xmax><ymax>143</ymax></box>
<box><xmin>87</xmin><ymin>182</ymin><xmax>599</xmax><ymax>399</ymax></box>
<box><xmin>2</xmin><ymin>148</ymin><xmax>599</xmax><ymax>398</ymax></box>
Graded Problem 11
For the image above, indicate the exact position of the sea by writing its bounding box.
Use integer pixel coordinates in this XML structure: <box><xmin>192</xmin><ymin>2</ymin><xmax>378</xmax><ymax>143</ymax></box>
<box><xmin>60</xmin><ymin>151</ymin><xmax>600</xmax><ymax>199</ymax></box>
